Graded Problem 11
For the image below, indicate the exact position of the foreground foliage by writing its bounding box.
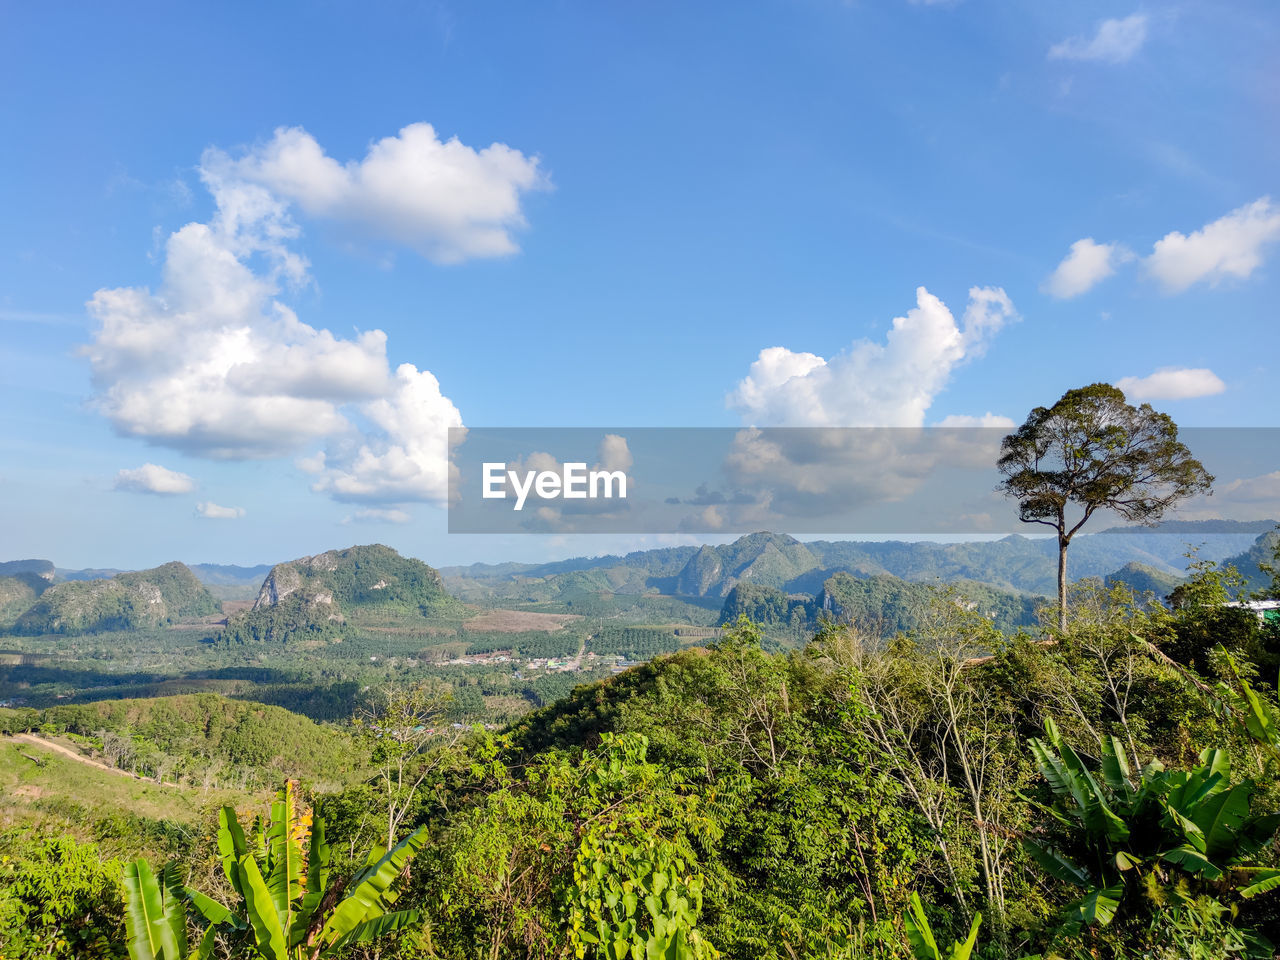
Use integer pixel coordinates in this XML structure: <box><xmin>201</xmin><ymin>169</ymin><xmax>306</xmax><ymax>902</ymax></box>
<box><xmin>4</xmin><ymin>543</ymin><xmax>1280</xmax><ymax>959</ymax></box>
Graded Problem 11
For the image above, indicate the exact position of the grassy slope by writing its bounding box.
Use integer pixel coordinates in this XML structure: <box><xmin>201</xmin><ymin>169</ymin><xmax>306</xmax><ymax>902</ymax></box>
<box><xmin>0</xmin><ymin>735</ymin><xmax>256</xmax><ymax>860</ymax></box>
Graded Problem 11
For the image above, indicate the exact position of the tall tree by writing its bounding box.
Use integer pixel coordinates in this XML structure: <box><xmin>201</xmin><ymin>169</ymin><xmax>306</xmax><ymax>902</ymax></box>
<box><xmin>997</xmin><ymin>383</ymin><xmax>1212</xmax><ymax>631</ymax></box>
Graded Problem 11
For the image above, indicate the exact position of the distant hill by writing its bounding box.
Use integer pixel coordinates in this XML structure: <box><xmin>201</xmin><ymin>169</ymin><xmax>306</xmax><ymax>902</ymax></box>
<box><xmin>0</xmin><ymin>572</ymin><xmax>52</xmax><ymax>625</ymax></box>
<box><xmin>445</xmin><ymin>529</ymin><xmax>1263</xmax><ymax>605</ymax></box>
<box><xmin>676</xmin><ymin>532</ymin><xmax>819</xmax><ymax>597</ymax></box>
<box><xmin>190</xmin><ymin>562</ymin><xmax>275</xmax><ymax>586</ymax></box>
<box><xmin>12</xmin><ymin>561</ymin><xmax>219</xmax><ymax>635</ymax></box>
<box><xmin>1097</xmin><ymin>519</ymin><xmax>1279</xmax><ymax>535</ymax></box>
<box><xmin>1222</xmin><ymin>529</ymin><xmax>1280</xmax><ymax>594</ymax></box>
<box><xmin>719</xmin><ymin>570</ymin><xmax>1044</xmax><ymax>638</ymax></box>
<box><xmin>54</xmin><ymin>567</ymin><xmax>127</xmax><ymax>581</ymax></box>
<box><xmin>19</xmin><ymin>692</ymin><xmax>360</xmax><ymax>784</ymax></box>
<box><xmin>219</xmin><ymin>544</ymin><xmax>463</xmax><ymax>644</ymax></box>
<box><xmin>1104</xmin><ymin>562</ymin><xmax>1184</xmax><ymax>600</ymax></box>
<box><xmin>0</xmin><ymin>559</ymin><xmax>55</xmax><ymax>581</ymax></box>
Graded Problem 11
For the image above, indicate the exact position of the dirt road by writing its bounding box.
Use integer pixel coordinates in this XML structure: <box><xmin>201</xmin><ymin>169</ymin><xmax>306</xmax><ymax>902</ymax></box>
<box><xmin>6</xmin><ymin>733</ymin><xmax>180</xmax><ymax>788</ymax></box>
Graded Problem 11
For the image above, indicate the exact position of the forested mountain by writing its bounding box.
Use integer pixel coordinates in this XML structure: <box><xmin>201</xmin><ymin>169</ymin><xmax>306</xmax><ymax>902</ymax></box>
<box><xmin>10</xmin><ymin>562</ymin><xmax>218</xmax><ymax>635</ymax></box>
<box><xmin>719</xmin><ymin>572</ymin><xmax>1044</xmax><ymax>637</ymax></box>
<box><xmin>0</xmin><ymin>573</ymin><xmax>51</xmax><ymax>625</ymax></box>
<box><xmin>1225</xmin><ymin>529</ymin><xmax>1280</xmax><ymax>593</ymax></box>
<box><xmin>1104</xmin><ymin>562</ymin><xmax>1185</xmax><ymax>599</ymax></box>
<box><xmin>446</xmin><ymin>529</ymin><xmax>1269</xmax><ymax>602</ymax></box>
<box><xmin>219</xmin><ymin>544</ymin><xmax>464</xmax><ymax>644</ymax></box>
<box><xmin>0</xmin><ymin>559</ymin><xmax>54</xmax><ymax>580</ymax></box>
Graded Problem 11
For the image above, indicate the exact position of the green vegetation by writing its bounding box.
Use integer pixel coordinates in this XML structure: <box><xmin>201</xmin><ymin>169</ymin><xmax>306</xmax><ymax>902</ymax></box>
<box><xmin>719</xmin><ymin>573</ymin><xmax>1042</xmax><ymax>642</ymax></box>
<box><xmin>4</xmin><ymin>503</ymin><xmax>1280</xmax><ymax>958</ymax></box>
<box><xmin>2</xmin><ymin>693</ymin><xmax>360</xmax><ymax>790</ymax></box>
<box><xmin>998</xmin><ymin>382</ymin><xmax>1213</xmax><ymax>630</ymax></box>
<box><xmin>218</xmin><ymin>545</ymin><xmax>466</xmax><ymax>647</ymax></box>
<box><xmin>5</xmin><ymin>556</ymin><xmax>1280</xmax><ymax>956</ymax></box>
<box><xmin>12</xmin><ymin>563</ymin><xmax>218</xmax><ymax>636</ymax></box>
<box><xmin>1104</xmin><ymin>561</ymin><xmax>1184</xmax><ymax>599</ymax></box>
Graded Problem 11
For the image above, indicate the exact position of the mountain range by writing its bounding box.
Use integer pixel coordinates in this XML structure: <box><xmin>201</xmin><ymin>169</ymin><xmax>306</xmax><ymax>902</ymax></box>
<box><xmin>2</xmin><ymin>524</ymin><xmax>1275</xmax><ymax>640</ymax></box>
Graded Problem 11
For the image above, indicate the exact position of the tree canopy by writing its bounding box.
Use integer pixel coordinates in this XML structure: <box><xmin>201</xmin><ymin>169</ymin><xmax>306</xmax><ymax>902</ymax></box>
<box><xmin>997</xmin><ymin>382</ymin><xmax>1212</xmax><ymax>629</ymax></box>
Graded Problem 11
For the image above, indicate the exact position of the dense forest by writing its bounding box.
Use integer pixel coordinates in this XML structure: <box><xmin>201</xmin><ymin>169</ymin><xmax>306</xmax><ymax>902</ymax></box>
<box><xmin>3</xmin><ymin>541</ymin><xmax>1280</xmax><ymax>959</ymax></box>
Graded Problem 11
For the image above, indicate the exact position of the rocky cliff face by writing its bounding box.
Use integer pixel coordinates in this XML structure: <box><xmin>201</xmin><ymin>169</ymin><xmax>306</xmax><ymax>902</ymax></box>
<box><xmin>223</xmin><ymin>545</ymin><xmax>458</xmax><ymax>644</ymax></box>
<box><xmin>673</xmin><ymin>533</ymin><xmax>821</xmax><ymax>598</ymax></box>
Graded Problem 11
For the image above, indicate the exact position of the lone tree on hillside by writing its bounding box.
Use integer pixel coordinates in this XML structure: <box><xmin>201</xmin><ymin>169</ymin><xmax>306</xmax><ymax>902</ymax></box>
<box><xmin>997</xmin><ymin>382</ymin><xmax>1213</xmax><ymax>631</ymax></box>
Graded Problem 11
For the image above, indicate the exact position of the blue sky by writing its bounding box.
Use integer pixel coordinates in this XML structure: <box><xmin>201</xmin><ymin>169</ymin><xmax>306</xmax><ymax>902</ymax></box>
<box><xmin>2</xmin><ymin>0</ymin><xmax>1277</xmax><ymax>569</ymax></box>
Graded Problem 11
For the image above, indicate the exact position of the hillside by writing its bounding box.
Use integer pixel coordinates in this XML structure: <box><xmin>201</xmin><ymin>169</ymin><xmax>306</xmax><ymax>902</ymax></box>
<box><xmin>445</xmin><ymin>529</ymin><xmax>1264</xmax><ymax>605</ymax></box>
<box><xmin>0</xmin><ymin>559</ymin><xmax>55</xmax><ymax>580</ymax></box>
<box><xmin>11</xmin><ymin>561</ymin><xmax>219</xmax><ymax>635</ymax></box>
<box><xmin>2</xmin><ymin>692</ymin><xmax>361</xmax><ymax>794</ymax></box>
<box><xmin>1104</xmin><ymin>562</ymin><xmax>1184</xmax><ymax>600</ymax></box>
<box><xmin>718</xmin><ymin>570</ymin><xmax>1044</xmax><ymax>639</ymax></box>
<box><xmin>1223</xmin><ymin>528</ymin><xmax>1280</xmax><ymax>593</ymax></box>
<box><xmin>219</xmin><ymin>543</ymin><xmax>464</xmax><ymax>643</ymax></box>
<box><xmin>0</xmin><ymin>573</ymin><xmax>51</xmax><ymax>625</ymax></box>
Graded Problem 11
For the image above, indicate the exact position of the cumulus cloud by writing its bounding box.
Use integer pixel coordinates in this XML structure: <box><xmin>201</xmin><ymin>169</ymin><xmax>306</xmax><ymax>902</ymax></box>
<box><xmin>196</xmin><ymin>501</ymin><xmax>245</xmax><ymax>519</ymax></box>
<box><xmin>1145</xmin><ymin>198</ymin><xmax>1280</xmax><ymax>292</ymax></box>
<box><xmin>1049</xmin><ymin>14</ymin><xmax>1147</xmax><ymax>63</ymax></box>
<box><xmin>203</xmin><ymin>123</ymin><xmax>548</xmax><ymax>263</ymax></box>
<box><xmin>727</xmin><ymin>286</ymin><xmax>1017</xmax><ymax>427</ymax></box>
<box><xmin>81</xmin><ymin>124</ymin><xmax>534</xmax><ymax>506</ymax></box>
<box><xmin>308</xmin><ymin>363</ymin><xmax>463</xmax><ymax>503</ymax></box>
<box><xmin>1043</xmin><ymin>238</ymin><xmax>1130</xmax><ymax>298</ymax></box>
<box><xmin>113</xmin><ymin>463</ymin><xmax>197</xmax><ymax>495</ymax></box>
<box><xmin>1116</xmin><ymin>367</ymin><xmax>1226</xmax><ymax>401</ymax></box>
<box><xmin>713</xmin><ymin>426</ymin><xmax>1010</xmax><ymax>529</ymax></box>
<box><xmin>1216</xmin><ymin>471</ymin><xmax>1280</xmax><ymax>503</ymax></box>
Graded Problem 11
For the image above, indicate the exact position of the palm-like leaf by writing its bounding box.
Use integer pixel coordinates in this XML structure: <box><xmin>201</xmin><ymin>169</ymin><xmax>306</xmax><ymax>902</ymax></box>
<box><xmin>327</xmin><ymin>909</ymin><xmax>422</xmax><ymax>954</ymax></box>
<box><xmin>949</xmin><ymin>910</ymin><xmax>982</xmax><ymax>960</ymax></box>
<box><xmin>1193</xmin><ymin>783</ymin><xmax>1254</xmax><ymax>860</ymax></box>
<box><xmin>291</xmin><ymin>800</ymin><xmax>332</xmax><ymax>947</ymax></box>
<box><xmin>267</xmin><ymin>783</ymin><xmax>304</xmax><ymax>932</ymax></box>
<box><xmin>318</xmin><ymin>827</ymin><xmax>427</xmax><ymax>948</ymax></box>
<box><xmin>217</xmin><ymin>806</ymin><xmax>249</xmax><ymax>897</ymax></box>
<box><xmin>904</xmin><ymin>891</ymin><xmax>941</xmax><ymax>960</ymax></box>
<box><xmin>239</xmin><ymin>855</ymin><xmax>289</xmax><ymax>960</ymax></box>
<box><xmin>122</xmin><ymin>859</ymin><xmax>185</xmax><ymax>960</ymax></box>
<box><xmin>1023</xmin><ymin>840</ymin><xmax>1093</xmax><ymax>889</ymax></box>
<box><xmin>1100</xmin><ymin>736</ymin><xmax>1134</xmax><ymax>800</ymax></box>
<box><xmin>1240</xmin><ymin>869</ymin><xmax>1280</xmax><ymax>899</ymax></box>
<box><xmin>1064</xmin><ymin>883</ymin><xmax>1123</xmax><ymax>930</ymax></box>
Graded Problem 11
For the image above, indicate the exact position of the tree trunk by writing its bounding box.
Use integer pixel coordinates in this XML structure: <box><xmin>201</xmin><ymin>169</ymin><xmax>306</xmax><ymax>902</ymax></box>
<box><xmin>1057</xmin><ymin>535</ymin><xmax>1069</xmax><ymax>632</ymax></box>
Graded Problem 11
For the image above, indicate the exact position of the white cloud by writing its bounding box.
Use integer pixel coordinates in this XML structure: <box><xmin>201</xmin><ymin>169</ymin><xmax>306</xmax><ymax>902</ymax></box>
<box><xmin>1116</xmin><ymin>367</ymin><xmax>1226</xmax><ymax>401</ymax></box>
<box><xmin>1145</xmin><ymin>198</ymin><xmax>1280</xmax><ymax>292</ymax></box>
<box><xmin>1049</xmin><ymin>14</ymin><xmax>1147</xmax><ymax>63</ymax></box>
<box><xmin>81</xmin><ymin>125</ymin><xmax>523</xmax><ymax>506</ymax></box>
<box><xmin>934</xmin><ymin>413</ymin><xmax>1016</xmax><ymax>428</ymax></box>
<box><xmin>308</xmin><ymin>363</ymin><xmax>462</xmax><ymax>503</ymax></box>
<box><xmin>204</xmin><ymin>123</ymin><xmax>548</xmax><ymax>264</ymax></box>
<box><xmin>1216</xmin><ymin>471</ymin><xmax>1280</xmax><ymax>503</ymax></box>
<box><xmin>196</xmin><ymin>501</ymin><xmax>245</xmax><ymax>519</ymax></box>
<box><xmin>727</xmin><ymin>286</ymin><xmax>1017</xmax><ymax>427</ymax></box>
<box><xmin>347</xmin><ymin>507</ymin><xmax>412</xmax><ymax>524</ymax></box>
<box><xmin>113</xmin><ymin>463</ymin><xmax>196</xmax><ymax>495</ymax></box>
<box><xmin>1043</xmin><ymin>238</ymin><xmax>1129</xmax><ymax>298</ymax></box>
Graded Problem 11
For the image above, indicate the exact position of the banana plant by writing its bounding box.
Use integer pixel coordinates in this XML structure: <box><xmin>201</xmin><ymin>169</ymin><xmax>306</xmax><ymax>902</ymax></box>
<box><xmin>902</xmin><ymin>892</ymin><xmax>981</xmax><ymax>960</ymax></box>
<box><xmin>1021</xmin><ymin>717</ymin><xmax>1280</xmax><ymax>937</ymax></box>
<box><xmin>186</xmin><ymin>781</ymin><xmax>428</xmax><ymax>960</ymax></box>
<box><xmin>123</xmin><ymin>859</ymin><xmax>190</xmax><ymax>960</ymax></box>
